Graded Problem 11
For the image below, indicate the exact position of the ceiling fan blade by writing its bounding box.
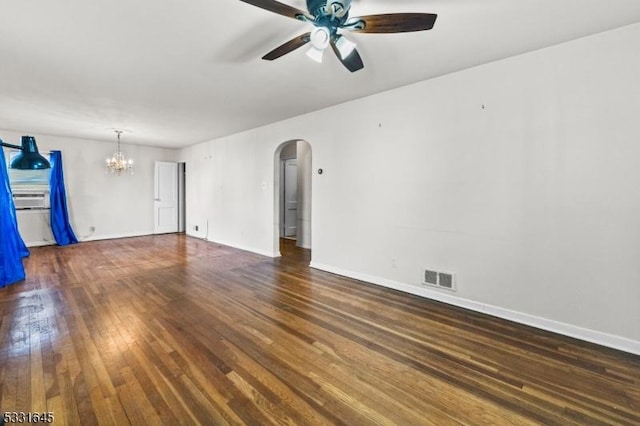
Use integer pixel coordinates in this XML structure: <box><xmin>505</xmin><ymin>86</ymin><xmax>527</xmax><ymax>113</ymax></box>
<box><xmin>330</xmin><ymin>40</ymin><xmax>364</xmax><ymax>72</ymax></box>
<box><xmin>349</xmin><ymin>13</ymin><xmax>437</xmax><ymax>33</ymax></box>
<box><xmin>262</xmin><ymin>33</ymin><xmax>311</xmax><ymax>60</ymax></box>
<box><xmin>238</xmin><ymin>0</ymin><xmax>312</xmax><ymax>20</ymax></box>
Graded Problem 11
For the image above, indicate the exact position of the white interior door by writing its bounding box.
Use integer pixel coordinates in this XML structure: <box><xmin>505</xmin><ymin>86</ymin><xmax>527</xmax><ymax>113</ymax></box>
<box><xmin>154</xmin><ymin>161</ymin><xmax>178</xmax><ymax>234</ymax></box>
<box><xmin>283</xmin><ymin>159</ymin><xmax>297</xmax><ymax>238</ymax></box>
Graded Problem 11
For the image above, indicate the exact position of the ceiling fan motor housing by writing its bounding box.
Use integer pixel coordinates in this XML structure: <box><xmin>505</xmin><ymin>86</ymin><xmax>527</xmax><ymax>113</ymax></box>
<box><xmin>306</xmin><ymin>0</ymin><xmax>351</xmax><ymax>20</ymax></box>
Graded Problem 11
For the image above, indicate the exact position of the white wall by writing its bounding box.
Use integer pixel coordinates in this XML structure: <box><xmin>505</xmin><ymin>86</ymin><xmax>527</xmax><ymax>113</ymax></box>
<box><xmin>180</xmin><ymin>133</ymin><xmax>279</xmax><ymax>255</ymax></box>
<box><xmin>180</xmin><ymin>23</ymin><xmax>640</xmax><ymax>353</ymax></box>
<box><xmin>1</xmin><ymin>130</ymin><xmax>178</xmax><ymax>244</ymax></box>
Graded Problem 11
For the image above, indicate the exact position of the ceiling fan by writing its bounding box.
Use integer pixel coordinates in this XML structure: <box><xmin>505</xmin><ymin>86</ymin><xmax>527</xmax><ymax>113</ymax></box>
<box><xmin>239</xmin><ymin>0</ymin><xmax>437</xmax><ymax>72</ymax></box>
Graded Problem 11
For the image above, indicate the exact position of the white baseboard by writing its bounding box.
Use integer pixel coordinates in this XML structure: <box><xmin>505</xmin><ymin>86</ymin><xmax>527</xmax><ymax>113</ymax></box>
<box><xmin>185</xmin><ymin>230</ymin><xmax>208</xmax><ymax>240</ymax></box>
<box><xmin>25</xmin><ymin>240</ymin><xmax>54</xmax><ymax>247</ymax></box>
<box><xmin>81</xmin><ymin>231</ymin><xmax>152</xmax><ymax>242</ymax></box>
<box><xmin>204</xmin><ymin>237</ymin><xmax>280</xmax><ymax>258</ymax></box>
<box><xmin>25</xmin><ymin>231</ymin><xmax>154</xmax><ymax>247</ymax></box>
<box><xmin>310</xmin><ymin>262</ymin><xmax>640</xmax><ymax>356</ymax></box>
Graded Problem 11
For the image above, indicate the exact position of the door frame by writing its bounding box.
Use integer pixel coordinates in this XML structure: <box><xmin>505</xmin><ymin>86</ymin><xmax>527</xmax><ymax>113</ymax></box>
<box><xmin>273</xmin><ymin>139</ymin><xmax>312</xmax><ymax>257</ymax></box>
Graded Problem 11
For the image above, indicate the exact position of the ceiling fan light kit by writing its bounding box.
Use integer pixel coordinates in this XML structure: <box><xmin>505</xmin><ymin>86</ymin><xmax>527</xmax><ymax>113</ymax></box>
<box><xmin>240</xmin><ymin>0</ymin><xmax>437</xmax><ymax>72</ymax></box>
<box><xmin>310</xmin><ymin>27</ymin><xmax>330</xmax><ymax>50</ymax></box>
<box><xmin>306</xmin><ymin>26</ymin><xmax>331</xmax><ymax>62</ymax></box>
<box><xmin>306</xmin><ymin>45</ymin><xmax>324</xmax><ymax>63</ymax></box>
<box><xmin>334</xmin><ymin>34</ymin><xmax>356</xmax><ymax>60</ymax></box>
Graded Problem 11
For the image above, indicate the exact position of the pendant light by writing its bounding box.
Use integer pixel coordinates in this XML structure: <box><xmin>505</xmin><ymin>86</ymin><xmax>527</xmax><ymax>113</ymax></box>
<box><xmin>105</xmin><ymin>130</ymin><xmax>133</xmax><ymax>175</ymax></box>
<box><xmin>0</xmin><ymin>136</ymin><xmax>51</xmax><ymax>169</ymax></box>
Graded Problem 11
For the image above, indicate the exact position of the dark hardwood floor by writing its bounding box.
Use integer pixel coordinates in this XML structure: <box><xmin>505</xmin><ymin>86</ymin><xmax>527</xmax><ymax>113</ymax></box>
<box><xmin>0</xmin><ymin>234</ymin><xmax>638</xmax><ymax>425</ymax></box>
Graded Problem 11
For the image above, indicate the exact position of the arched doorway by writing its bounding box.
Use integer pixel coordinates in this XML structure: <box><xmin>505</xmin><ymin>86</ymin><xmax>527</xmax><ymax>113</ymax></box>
<box><xmin>273</xmin><ymin>140</ymin><xmax>312</xmax><ymax>260</ymax></box>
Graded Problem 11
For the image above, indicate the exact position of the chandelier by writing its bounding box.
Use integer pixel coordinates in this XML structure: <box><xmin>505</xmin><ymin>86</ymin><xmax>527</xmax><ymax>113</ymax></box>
<box><xmin>105</xmin><ymin>130</ymin><xmax>133</xmax><ymax>175</ymax></box>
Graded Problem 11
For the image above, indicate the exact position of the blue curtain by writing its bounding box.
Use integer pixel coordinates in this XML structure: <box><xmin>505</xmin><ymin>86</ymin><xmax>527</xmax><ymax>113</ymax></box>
<box><xmin>0</xmin><ymin>147</ymin><xmax>29</xmax><ymax>289</ymax></box>
<box><xmin>49</xmin><ymin>150</ymin><xmax>78</xmax><ymax>246</ymax></box>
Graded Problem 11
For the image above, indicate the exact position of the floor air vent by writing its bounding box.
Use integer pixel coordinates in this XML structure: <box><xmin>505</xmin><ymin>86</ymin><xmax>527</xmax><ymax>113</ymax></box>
<box><xmin>422</xmin><ymin>268</ymin><xmax>456</xmax><ymax>291</ymax></box>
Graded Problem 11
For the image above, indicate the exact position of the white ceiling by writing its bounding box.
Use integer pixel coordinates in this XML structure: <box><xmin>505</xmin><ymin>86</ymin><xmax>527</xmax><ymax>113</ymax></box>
<box><xmin>1</xmin><ymin>0</ymin><xmax>640</xmax><ymax>148</ymax></box>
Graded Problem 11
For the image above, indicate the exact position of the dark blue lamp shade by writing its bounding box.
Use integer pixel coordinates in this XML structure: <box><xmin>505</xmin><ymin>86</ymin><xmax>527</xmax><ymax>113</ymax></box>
<box><xmin>9</xmin><ymin>136</ymin><xmax>51</xmax><ymax>170</ymax></box>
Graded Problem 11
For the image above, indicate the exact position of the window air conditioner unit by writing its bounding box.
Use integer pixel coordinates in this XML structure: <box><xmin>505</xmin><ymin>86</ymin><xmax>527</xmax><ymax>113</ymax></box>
<box><xmin>13</xmin><ymin>190</ymin><xmax>50</xmax><ymax>210</ymax></box>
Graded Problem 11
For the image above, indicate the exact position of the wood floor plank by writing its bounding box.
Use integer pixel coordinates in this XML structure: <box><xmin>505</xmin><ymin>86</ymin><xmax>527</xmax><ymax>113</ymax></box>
<box><xmin>0</xmin><ymin>234</ymin><xmax>638</xmax><ymax>425</ymax></box>
<box><xmin>56</xmin><ymin>370</ymin><xmax>83</xmax><ymax>426</ymax></box>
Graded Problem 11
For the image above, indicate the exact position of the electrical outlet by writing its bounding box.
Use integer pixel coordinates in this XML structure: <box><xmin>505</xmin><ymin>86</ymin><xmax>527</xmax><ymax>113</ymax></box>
<box><xmin>89</xmin><ymin>226</ymin><xmax>95</xmax><ymax>232</ymax></box>
<box><xmin>194</xmin><ymin>225</ymin><xmax>199</xmax><ymax>231</ymax></box>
